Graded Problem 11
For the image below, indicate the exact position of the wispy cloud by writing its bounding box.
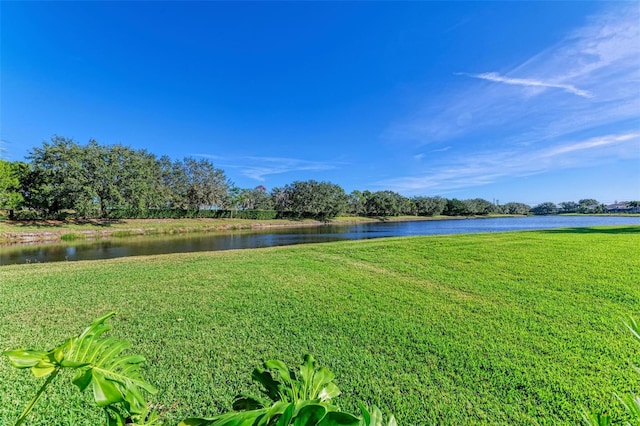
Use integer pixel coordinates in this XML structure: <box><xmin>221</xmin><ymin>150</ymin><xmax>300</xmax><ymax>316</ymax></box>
<box><xmin>444</xmin><ymin>17</ymin><xmax>471</xmax><ymax>34</ymax></box>
<box><xmin>540</xmin><ymin>133</ymin><xmax>639</xmax><ymax>158</ymax></box>
<box><xmin>196</xmin><ymin>154</ymin><xmax>340</xmax><ymax>182</ymax></box>
<box><xmin>430</xmin><ymin>146</ymin><xmax>451</xmax><ymax>153</ymax></box>
<box><xmin>383</xmin><ymin>4</ymin><xmax>640</xmax><ymax>194</ymax></box>
<box><xmin>458</xmin><ymin>72</ymin><xmax>593</xmax><ymax>98</ymax></box>
<box><xmin>377</xmin><ymin>132</ymin><xmax>640</xmax><ymax>194</ymax></box>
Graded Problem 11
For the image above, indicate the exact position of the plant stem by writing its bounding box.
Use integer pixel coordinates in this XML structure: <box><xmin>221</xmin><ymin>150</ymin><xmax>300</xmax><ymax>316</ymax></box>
<box><xmin>14</xmin><ymin>367</ymin><xmax>60</xmax><ymax>426</ymax></box>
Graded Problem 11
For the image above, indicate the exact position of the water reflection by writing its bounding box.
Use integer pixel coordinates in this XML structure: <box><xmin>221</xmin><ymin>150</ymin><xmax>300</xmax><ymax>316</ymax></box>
<box><xmin>2</xmin><ymin>216</ymin><xmax>639</xmax><ymax>265</ymax></box>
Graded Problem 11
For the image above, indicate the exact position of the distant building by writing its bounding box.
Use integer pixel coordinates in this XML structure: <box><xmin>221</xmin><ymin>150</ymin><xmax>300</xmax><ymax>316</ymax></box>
<box><xmin>606</xmin><ymin>202</ymin><xmax>640</xmax><ymax>213</ymax></box>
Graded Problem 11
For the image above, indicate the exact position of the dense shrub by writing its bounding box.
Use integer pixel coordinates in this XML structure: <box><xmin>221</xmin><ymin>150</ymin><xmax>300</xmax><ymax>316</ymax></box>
<box><xmin>12</xmin><ymin>210</ymin><xmax>41</xmax><ymax>220</ymax></box>
<box><xmin>105</xmin><ymin>208</ymin><xmax>279</xmax><ymax>220</ymax></box>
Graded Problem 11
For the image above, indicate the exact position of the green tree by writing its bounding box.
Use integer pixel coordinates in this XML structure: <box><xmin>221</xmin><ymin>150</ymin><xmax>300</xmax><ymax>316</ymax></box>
<box><xmin>412</xmin><ymin>196</ymin><xmax>447</xmax><ymax>216</ymax></box>
<box><xmin>183</xmin><ymin>157</ymin><xmax>231</xmax><ymax>211</ymax></box>
<box><xmin>237</xmin><ymin>185</ymin><xmax>273</xmax><ymax>210</ymax></box>
<box><xmin>530</xmin><ymin>202</ymin><xmax>557</xmax><ymax>215</ymax></box>
<box><xmin>120</xmin><ymin>146</ymin><xmax>166</xmax><ymax>213</ymax></box>
<box><xmin>24</xmin><ymin>137</ymin><xmax>178</xmax><ymax>218</ymax></box>
<box><xmin>443</xmin><ymin>198</ymin><xmax>470</xmax><ymax>216</ymax></box>
<box><xmin>462</xmin><ymin>198</ymin><xmax>497</xmax><ymax>215</ymax></box>
<box><xmin>398</xmin><ymin>195</ymin><xmax>416</xmax><ymax>215</ymax></box>
<box><xmin>348</xmin><ymin>190</ymin><xmax>367</xmax><ymax>216</ymax></box>
<box><xmin>158</xmin><ymin>156</ymin><xmax>190</xmax><ymax>209</ymax></box>
<box><xmin>77</xmin><ymin>141</ymin><xmax>125</xmax><ymax>217</ymax></box>
<box><xmin>23</xmin><ymin>136</ymin><xmax>86</xmax><ymax>216</ymax></box>
<box><xmin>365</xmin><ymin>191</ymin><xmax>406</xmax><ymax>217</ymax></box>
<box><xmin>578</xmin><ymin>199</ymin><xmax>599</xmax><ymax>214</ymax></box>
<box><xmin>271</xmin><ymin>186</ymin><xmax>290</xmax><ymax>214</ymax></box>
<box><xmin>225</xmin><ymin>186</ymin><xmax>243</xmax><ymax>215</ymax></box>
<box><xmin>57</xmin><ymin>140</ymin><xmax>164</xmax><ymax>217</ymax></box>
<box><xmin>0</xmin><ymin>160</ymin><xmax>24</xmax><ymax>219</ymax></box>
<box><xmin>274</xmin><ymin>180</ymin><xmax>347</xmax><ymax>220</ymax></box>
<box><xmin>559</xmin><ymin>201</ymin><xmax>579</xmax><ymax>213</ymax></box>
<box><xmin>251</xmin><ymin>185</ymin><xmax>274</xmax><ymax>210</ymax></box>
<box><xmin>500</xmin><ymin>202</ymin><xmax>531</xmax><ymax>215</ymax></box>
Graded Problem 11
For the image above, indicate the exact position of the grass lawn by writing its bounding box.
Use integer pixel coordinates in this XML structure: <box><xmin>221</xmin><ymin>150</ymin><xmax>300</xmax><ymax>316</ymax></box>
<box><xmin>1</xmin><ymin>226</ymin><xmax>639</xmax><ymax>425</ymax></box>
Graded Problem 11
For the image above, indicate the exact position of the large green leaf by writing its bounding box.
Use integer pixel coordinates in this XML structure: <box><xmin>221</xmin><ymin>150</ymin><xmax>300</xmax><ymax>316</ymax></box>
<box><xmin>255</xmin><ymin>354</ymin><xmax>342</xmax><ymax>404</ymax></box>
<box><xmin>358</xmin><ymin>405</ymin><xmax>397</xmax><ymax>426</ymax></box>
<box><xmin>300</xmin><ymin>355</ymin><xmax>339</xmax><ymax>402</ymax></box>
<box><xmin>317</xmin><ymin>411</ymin><xmax>361</xmax><ymax>426</ymax></box>
<box><xmin>233</xmin><ymin>394</ymin><xmax>268</xmax><ymax>411</ymax></box>
<box><xmin>264</xmin><ymin>359</ymin><xmax>295</xmax><ymax>401</ymax></box>
<box><xmin>3</xmin><ymin>350</ymin><xmax>48</xmax><ymax>369</ymax></box>
<box><xmin>182</xmin><ymin>355</ymin><xmax>396</xmax><ymax>426</ymax></box>
<box><xmin>91</xmin><ymin>369</ymin><xmax>122</xmax><ymax>406</ymax></box>
<box><xmin>275</xmin><ymin>402</ymin><xmax>295</xmax><ymax>426</ymax></box>
<box><xmin>3</xmin><ymin>312</ymin><xmax>157</xmax><ymax>424</ymax></box>
<box><xmin>292</xmin><ymin>403</ymin><xmax>327</xmax><ymax>425</ymax></box>
<box><xmin>298</xmin><ymin>354</ymin><xmax>316</xmax><ymax>400</ymax></box>
<box><xmin>317</xmin><ymin>381</ymin><xmax>340</xmax><ymax>402</ymax></box>
<box><xmin>59</xmin><ymin>312</ymin><xmax>157</xmax><ymax>413</ymax></box>
<box><xmin>252</xmin><ymin>367</ymin><xmax>285</xmax><ymax>402</ymax></box>
<box><xmin>180</xmin><ymin>409</ymin><xmax>266</xmax><ymax>426</ymax></box>
<box><xmin>32</xmin><ymin>361</ymin><xmax>57</xmax><ymax>378</ymax></box>
<box><xmin>358</xmin><ymin>403</ymin><xmax>371</xmax><ymax>426</ymax></box>
<box><xmin>258</xmin><ymin>400</ymin><xmax>291</xmax><ymax>426</ymax></box>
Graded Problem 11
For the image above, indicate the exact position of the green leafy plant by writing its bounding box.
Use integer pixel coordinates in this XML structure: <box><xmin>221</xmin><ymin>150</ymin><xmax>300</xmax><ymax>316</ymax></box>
<box><xmin>583</xmin><ymin>317</ymin><xmax>640</xmax><ymax>426</ymax></box>
<box><xmin>60</xmin><ymin>232</ymin><xmax>85</xmax><ymax>241</ymax></box>
<box><xmin>3</xmin><ymin>312</ymin><xmax>158</xmax><ymax>426</ymax></box>
<box><xmin>180</xmin><ymin>354</ymin><xmax>396</xmax><ymax>426</ymax></box>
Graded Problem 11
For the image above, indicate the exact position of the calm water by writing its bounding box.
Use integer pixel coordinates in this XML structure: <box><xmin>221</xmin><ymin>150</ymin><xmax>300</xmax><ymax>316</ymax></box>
<box><xmin>2</xmin><ymin>215</ymin><xmax>639</xmax><ymax>265</ymax></box>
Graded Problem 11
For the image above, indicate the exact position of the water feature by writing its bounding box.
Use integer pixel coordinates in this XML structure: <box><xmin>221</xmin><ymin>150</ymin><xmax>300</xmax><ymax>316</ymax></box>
<box><xmin>2</xmin><ymin>215</ymin><xmax>639</xmax><ymax>265</ymax></box>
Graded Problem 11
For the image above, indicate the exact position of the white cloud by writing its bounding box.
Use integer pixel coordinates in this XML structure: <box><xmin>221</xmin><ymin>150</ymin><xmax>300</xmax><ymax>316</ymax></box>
<box><xmin>430</xmin><ymin>146</ymin><xmax>451</xmax><ymax>153</ymax></box>
<box><xmin>377</xmin><ymin>132</ymin><xmax>640</xmax><ymax>194</ymax></box>
<box><xmin>382</xmin><ymin>4</ymin><xmax>640</xmax><ymax>194</ymax></box>
<box><xmin>196</xmin><ymin>154</ymin><xmax>339</xmax><ymax>181</ymax></box>
<box><xmin>460</xmin><ymin>72</ymin><xmax>593</xmax><ymax>98</ymax></box>
<box><xmin>539</xmin><ymin>133</ymin><xmax>639</xmax><ymax>158</ymax></box>
<box><xmin>389</xmin><ymin>4</ymin><xmax>639</xmax><ymax>142</ymax></box>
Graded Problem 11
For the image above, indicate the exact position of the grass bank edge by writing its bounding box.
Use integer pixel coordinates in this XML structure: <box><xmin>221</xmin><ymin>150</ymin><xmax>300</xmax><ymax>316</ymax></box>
<box><xmin>0</xmin><ymin>215</ymin><xmax>504</xmax><ymax>244</ymax></box>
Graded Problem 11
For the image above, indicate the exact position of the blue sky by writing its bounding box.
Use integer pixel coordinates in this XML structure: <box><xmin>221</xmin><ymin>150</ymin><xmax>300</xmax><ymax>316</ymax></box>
<box><xmin>2</xmin><ymin>1</ymin><xmax>639</xmax><ymax>205</ymax></box>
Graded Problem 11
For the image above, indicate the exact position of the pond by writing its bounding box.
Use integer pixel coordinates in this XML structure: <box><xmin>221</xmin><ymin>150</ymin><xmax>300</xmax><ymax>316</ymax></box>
<box><xmin>2</xmin><ymin>215</ymin><xmax>639</xmax><ymax>265</ymax></box>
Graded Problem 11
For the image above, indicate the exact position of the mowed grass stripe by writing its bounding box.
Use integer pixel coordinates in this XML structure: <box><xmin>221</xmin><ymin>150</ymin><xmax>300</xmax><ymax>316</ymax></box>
<box><xmin>1</xmin><ymin>226</ymin><xmax>639</xmax><ymax>425</ymax></box>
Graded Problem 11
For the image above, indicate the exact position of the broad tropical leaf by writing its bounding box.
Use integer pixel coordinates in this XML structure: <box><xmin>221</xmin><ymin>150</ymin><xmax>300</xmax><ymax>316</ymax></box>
<box><xmin>182</xmin><ymin>354</ymin><xmax>375</xmax><ymax>426</ymax></box>
<box><xmin>3</xmin><ymin>312</ymin><xmax>157</xmax><ymax>425</ymax></box>
<box><xmin>3</xmin><ymin>350</ymin><xmax>49</xmax><ymax>369</ymax></box>
<box><xmin>318</xmin><ymin>411</ymin><xmax>361</xmax><ymax>426</ymax></box>
<box><xmin>60</xmin><ymin>312</ymin><xmax>156</xmax><ymax>413</ymax></box>
<box><xmin>358</xmin><ymin>404</ymin><xmax>397</xmax><ymax>426</ymax></box>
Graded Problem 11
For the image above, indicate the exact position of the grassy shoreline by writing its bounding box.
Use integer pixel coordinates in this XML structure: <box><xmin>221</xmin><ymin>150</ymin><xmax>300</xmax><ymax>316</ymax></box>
<box><xmin>1</xmin><ymin>226</ymin><xmax>639</xmax><ymax>424</ymax></box>
<box><xmin>0</xmin><ymin>215</ymin><xmax>498</xmax><ymax>245</ymax></box>
<box><xmin>2</xmin><ymin>213</ymin><xmax>636</xmax><ymax>245</ymax></box>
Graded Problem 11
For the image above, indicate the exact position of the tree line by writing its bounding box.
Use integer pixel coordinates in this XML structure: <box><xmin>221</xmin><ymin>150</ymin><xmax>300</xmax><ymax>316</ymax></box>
<box><xmin>0</xmin><ymin>137</ymin><xmax>633</xmax><ymax>220</ymax></box>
